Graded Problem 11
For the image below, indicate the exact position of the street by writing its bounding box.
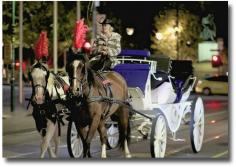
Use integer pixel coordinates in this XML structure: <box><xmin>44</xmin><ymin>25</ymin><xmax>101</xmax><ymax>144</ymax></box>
<box><xmin>2</xmin><ymin>85</ymin><xmax>228</xmax><ymax>159</ymax></box>
<box><xmin>2</xmin><ymin>0</ymin><xmax>230</xmax><ymax>161</ymax></box>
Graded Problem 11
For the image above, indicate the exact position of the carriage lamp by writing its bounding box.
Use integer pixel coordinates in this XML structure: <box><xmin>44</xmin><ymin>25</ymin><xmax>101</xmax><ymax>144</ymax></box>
<box><xmin>83</xmin><ymin>41</ymin><xmax>91</xmax><ymax>52</ymax></box>
<box><xmin>15</xmin><ymin>62</ymin><xmax>20</xmax><ymax>68</ymax></box>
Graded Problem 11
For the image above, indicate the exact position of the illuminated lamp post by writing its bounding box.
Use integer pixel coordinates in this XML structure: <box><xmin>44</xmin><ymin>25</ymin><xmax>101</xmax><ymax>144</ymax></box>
<box><xmin>126</xmin><ymin>27</ymin><xmax>134</xmax><ymax>36</ymax></box>
<box><xmin>126</xmin><ymin>27</ymin><xmax>134</xmax><ymax>48</ymax></box>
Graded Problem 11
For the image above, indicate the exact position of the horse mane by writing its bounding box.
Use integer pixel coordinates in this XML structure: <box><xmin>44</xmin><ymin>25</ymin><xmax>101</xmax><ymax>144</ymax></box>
<box><xmin>32</xmin><ymin>61</ymin><xmax>48</xmax><ymax>72</ymax></box>
<box><xmin>85</xmin><ymin>63</ymin><xmax>95</xmax><ymax>87</ymax></box>
<box><xmin>47</xmin><ymin>73</ymin><xmax>54</xmax><ymax>87</ymax></box>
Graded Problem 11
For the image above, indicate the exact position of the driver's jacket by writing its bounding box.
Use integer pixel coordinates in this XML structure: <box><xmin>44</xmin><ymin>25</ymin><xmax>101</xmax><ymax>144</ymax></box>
<box><xmin>92</xmin><ymin>32</ymin><xmax>121</xmax><ymax>62</ymax></box>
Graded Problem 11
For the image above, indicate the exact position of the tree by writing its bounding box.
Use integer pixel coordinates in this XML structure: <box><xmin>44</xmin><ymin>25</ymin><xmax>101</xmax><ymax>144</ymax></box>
<box><xmin>3</xmin><ymin>1</ymin><xmax>90</xmax><ymax>61</ymax></box>
<box><xmin>151</xmin><ymin>8</ymin><xmax>201</xmax><ymax>61</ymax></box>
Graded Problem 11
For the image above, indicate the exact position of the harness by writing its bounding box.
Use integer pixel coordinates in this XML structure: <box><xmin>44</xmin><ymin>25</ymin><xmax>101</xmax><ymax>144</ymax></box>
<box><xmin>70</xmin><ymin>66</ymin><xmax>130</xmax><ymax>120</ymax></box>
<box><xmin>28</xmin><ymin>65</ymin><xmax>67</xmax><ymax>137</ymax></box>
<box><xmin>95</xmin><ymin>72</ymin><xmax>113</xmax><ymax>118</ymax></box>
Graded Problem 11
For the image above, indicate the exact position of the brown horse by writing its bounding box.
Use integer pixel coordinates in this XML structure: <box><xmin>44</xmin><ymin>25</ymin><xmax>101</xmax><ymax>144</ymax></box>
<box><xmin>66</xmin><ymin>52</ymin><xmax>131</xmax><ymax>158</ymax></box>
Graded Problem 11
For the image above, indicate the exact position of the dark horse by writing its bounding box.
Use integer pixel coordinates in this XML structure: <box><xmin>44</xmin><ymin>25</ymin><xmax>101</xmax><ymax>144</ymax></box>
<box><xmin>66</xmin><ymin>51</ymin><xmax>131</xmax><ymax>158</ymax></box>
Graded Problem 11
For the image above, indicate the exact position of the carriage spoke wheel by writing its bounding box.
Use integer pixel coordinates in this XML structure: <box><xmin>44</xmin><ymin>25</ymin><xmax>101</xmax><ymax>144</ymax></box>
<box><xmin>106</xmin><ymin>123</ymin><xmax>119</xmax><ymax>149</ymax></box>
<box><xmin>150</xmin><ymin>112</ymin><xmax>167</xmax><ymax>158</ymax></box>
<box><xmin>67</xmin><ymin>121</ymin><xmax>83</xmax><ymax>158</ymax></box>
<box><xmin>190</xmin><ymin>97</ymin><xmax>205</xmax><ymax>153</ymax></box>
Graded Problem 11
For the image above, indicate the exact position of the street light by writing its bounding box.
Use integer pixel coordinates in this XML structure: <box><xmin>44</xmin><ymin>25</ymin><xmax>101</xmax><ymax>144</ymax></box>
<box><xmin>126</xmin><ymin>27</ymin><xmax>134</xmax><ymax>36</ymax></box>
<box><xmin>186</xmin><ymin>40</ymin><xmax>191</xmax><ymax>46</ymax></box>
<box><xmin>167</xmin><ymin>27</ymin><xmax>175</xmax><ymax>34</ymax></box>
<box><xmin>174</xmin><ymin>26</ymin><xmax>180</xmax><ymax>33</ymax></box>
<box><xmin>155</xmin><ymin>32</ymin><xmax>163</xmax><ymax>40</ymax></box>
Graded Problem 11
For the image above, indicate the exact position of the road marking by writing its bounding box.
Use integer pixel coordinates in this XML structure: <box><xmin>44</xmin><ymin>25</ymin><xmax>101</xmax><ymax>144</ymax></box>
<box><xmin>7</xmin><ymin>151</ymin><xmax>40</xmax><ymax>158</ymax></box>
<box><xmin>212</xmin><ymin>150</ymin><xmax>228</xmax><ymax>158</ymax></box>
<box><xmin>166</xmin><ymin>132</ymin><xmax>228</xmax><ymax>156</ymax></box>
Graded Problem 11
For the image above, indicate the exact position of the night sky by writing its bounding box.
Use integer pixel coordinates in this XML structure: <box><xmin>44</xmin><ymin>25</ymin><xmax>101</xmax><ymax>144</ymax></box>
<box><xmin>97</xmin><ymin>1</ymin><xmax>228</xmax><ymax>49</ymax></box>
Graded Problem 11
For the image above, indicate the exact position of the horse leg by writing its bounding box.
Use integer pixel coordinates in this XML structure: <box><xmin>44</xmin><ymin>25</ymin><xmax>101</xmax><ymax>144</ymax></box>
<box><xmin>40</xmin><ymin>120</ymin><xmax>56</xmax><ymax>158</ymax></box>
<box><xmin>97</xmin><ymin>120</ymin><xmax>107</xmax><ymax>158</ymax></box>
<box><xmin>118</xmin><ymin>107</ymin><xmax>132</xmax><ymax>158</ymax></box>
<box><xmin>76</xmin><ymin>127</ymin><xmax>89</xmax><ymax>158</ymax></box>
<box><xmin>124</xmin><ymin>138</ymin><xmax>131</xmax><ymax>158</ymax></box>
<box><xmin>47</xmin><ymin>143</ymin><xmax>56</xmax><ymax>158</ymax></box>
<box><xmin>73</xmin><ymin>122</ymin><xmax>88</xmax><ymax>158</ymax></box>
<box><xmin>40</xmin><ymin>136</ymin><xmax>53</xmax><ymax>158</ymax></box>
<box><xmin>53</xmin><ymin>123</ymin><xmax>60</xmax><ymax>157</ymax></box>
<box><xmin>84</xmin><ymin>113</ymin><xmax>101</xmax><ymax>158</ymax></box>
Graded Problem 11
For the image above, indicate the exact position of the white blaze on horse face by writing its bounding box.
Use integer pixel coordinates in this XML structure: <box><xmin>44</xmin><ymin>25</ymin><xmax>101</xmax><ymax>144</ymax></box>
<box><xmin>72</xmin><ymin>60</ymin><xmax>83</xmax><ymax>95</ymax></box>
<box><xmin>31</xmin><ymin>68</ymin><xmax>47</xmax><ymax>104</ymax></box>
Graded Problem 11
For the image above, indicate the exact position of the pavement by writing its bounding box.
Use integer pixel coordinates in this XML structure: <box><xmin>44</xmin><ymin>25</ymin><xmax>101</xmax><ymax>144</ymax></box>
<box><xmin>3</xmin><ymin>103</ymin><xmax>36</xmax><ymax>135</ymax></box>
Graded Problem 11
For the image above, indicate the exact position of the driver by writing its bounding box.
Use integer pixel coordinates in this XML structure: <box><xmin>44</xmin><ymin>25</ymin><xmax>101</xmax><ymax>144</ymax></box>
<box><xmin>90</xmin><ymin>18</ymin><xmax>121</xmax><ymax>71</ymax></box>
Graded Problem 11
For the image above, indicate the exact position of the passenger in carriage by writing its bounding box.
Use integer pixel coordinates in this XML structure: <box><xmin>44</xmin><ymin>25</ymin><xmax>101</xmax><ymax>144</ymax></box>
<box><xmin>90</xmin><ymin>18</ymin><xmax>121</xmax><ymax>71</ymax></box>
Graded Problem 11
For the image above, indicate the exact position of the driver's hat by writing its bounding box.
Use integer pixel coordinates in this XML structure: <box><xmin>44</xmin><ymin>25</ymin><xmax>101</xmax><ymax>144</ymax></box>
<box><xmin>100</xmin><ymin>18</ymin><xmax>113</xmax><ymax>26</ymax></box>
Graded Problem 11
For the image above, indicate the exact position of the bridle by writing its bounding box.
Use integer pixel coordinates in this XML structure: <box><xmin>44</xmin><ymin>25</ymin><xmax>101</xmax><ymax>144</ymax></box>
<box><xmin>69</xmin><ymin>60</ymin><xmax>89</xmax><ymax>98</ymax></box>
<box><xmin>30</xmin><ymin>62</ymin><xmax>50</xmax><ymax>107</ymax></box>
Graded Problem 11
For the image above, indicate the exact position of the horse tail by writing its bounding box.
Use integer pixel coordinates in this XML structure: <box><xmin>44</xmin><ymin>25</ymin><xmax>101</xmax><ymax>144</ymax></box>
<box><xmin>117</xmin><ymin>107</ymin><xmax>131</xmax><ymax>150</ymax></box>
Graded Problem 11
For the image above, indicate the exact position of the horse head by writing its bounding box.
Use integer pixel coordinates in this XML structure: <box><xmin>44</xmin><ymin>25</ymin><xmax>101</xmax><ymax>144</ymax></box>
<box><xmin>66</xmin><ymin>49</ymin><xmax>90</xmax><ymax>97</ymax></box>
<box><xmin>30</xmin><ymin>62</ymin><xmax>50</xmax><ymax>105</ymax></box>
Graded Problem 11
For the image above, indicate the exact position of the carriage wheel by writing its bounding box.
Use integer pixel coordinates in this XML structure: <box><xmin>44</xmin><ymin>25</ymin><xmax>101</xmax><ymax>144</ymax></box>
<box><xmin>150</xmin><ymin>111</ymin><xmax>167</xmax><ymax>158</ymax></box>
<box><xmin>190</xmin><ymin>97</ymin><xmax>205</xmax><ymax>153</ymax></box>
<box><xmin>106</xmin><ymin>123</ymin><xmax>119</xmax><ymax>149</ymax></box>
<box><xmin>67</xmin><ymin>120</ymin><xmax>83</xmax><ymax>158</ymax></box>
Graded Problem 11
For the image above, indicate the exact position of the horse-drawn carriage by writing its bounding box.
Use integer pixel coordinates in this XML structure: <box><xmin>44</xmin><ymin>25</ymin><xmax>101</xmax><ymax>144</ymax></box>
<box><xmin>65</xmin><ymin>49</ymin><xmax>205</xmax><ymax>158</ymax></box>
<box><xmin>28</xmin><ymin>48</ymin><xmax>204</xmax><ymax>158</ymax></box>
<box><xmin>28</xmin><ymin>18</ymin><xmax>204</xmax><ymax>158</ymax></box>
<box><xmin>27</xmin><ymin>18</ymin><xmax>205</xmax><ymax>158</ymax></box>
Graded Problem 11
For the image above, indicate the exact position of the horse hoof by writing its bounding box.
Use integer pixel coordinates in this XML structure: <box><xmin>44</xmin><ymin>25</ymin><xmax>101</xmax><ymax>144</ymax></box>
<box><xmin>101</xmin><ymin>155</ymin><xmax>107</xmax><ymax>158</ymax></box>
<box><xmin>51</xmin><ymin>155</ymin><xmax>57</xmax><ymax>158</ymax></box>
<box><xmin>125</xmin><ymin>154</ymin><xmax>132</xmax><ymax>158</ymax></box>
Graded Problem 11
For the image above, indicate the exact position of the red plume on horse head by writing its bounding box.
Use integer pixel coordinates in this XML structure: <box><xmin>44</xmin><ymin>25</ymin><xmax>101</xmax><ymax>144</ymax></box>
<box><xmin>73</xmin><ymin>18</ymin><xmax>89</xmax><ymax>50</ymax></box>
<box><xmin>34</xmin><ymin>31</ymin><xmax>49</xmax><ymax>61</ymax></box>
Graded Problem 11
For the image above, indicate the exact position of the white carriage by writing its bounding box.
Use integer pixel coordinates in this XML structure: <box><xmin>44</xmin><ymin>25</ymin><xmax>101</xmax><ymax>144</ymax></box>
<box><xmin>112</xmin><ymin>50</ymin><xmax>204</xmax><ymax>158</ymax></box>
<box><xmin>67</xmin><ymin>49</ymin><xmax>205</xmax><ymax>158</ymax></box>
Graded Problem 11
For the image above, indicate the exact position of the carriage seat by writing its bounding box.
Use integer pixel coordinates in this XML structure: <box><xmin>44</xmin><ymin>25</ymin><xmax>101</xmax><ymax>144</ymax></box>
<box><xmin>118</xmin><ymin>49</ymin><xmax>150</xmax><ymax>58</ymax></box>
<box><xmin>169</xmin><ymin>60</ymin><xmax>194</xmax><ymax>102</ymax></box>
<box><xmin>113</xmin><ymin>63</ymin><xmax>150</xmax><ymax>93</ymax></box>
<box><xmin>151</xmin><ymin>70</ymin><xmax>169</xmax><ymax>90</ymax></box>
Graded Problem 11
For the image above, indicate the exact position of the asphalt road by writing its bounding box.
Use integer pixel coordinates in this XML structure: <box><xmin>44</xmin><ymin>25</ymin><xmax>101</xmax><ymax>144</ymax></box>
<box><xmin>2</xmin><ymin>85</ymin><xmax>229</xmax><ymax>159</ymax></box>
